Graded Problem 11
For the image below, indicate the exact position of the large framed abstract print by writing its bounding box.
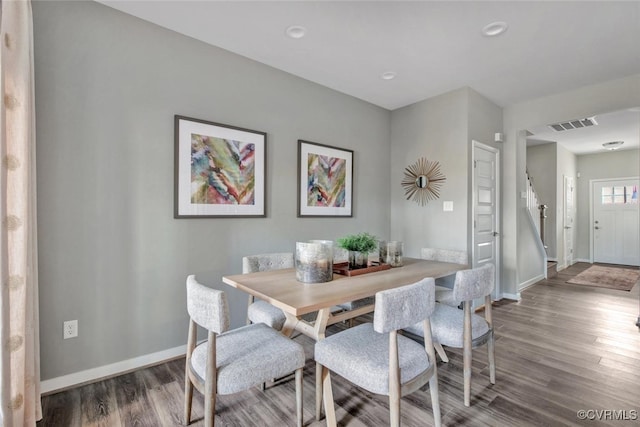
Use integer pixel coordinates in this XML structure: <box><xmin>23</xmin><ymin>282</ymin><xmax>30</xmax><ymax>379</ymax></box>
<box><xmin>297</xmin><ymin>140</ymin><xmax>353</xmax><ymax>217</ymax></box>
<box><xmin>175</xmin><ymin>115</ymin><xmax>266</xmax><ymax>218</ymax></box>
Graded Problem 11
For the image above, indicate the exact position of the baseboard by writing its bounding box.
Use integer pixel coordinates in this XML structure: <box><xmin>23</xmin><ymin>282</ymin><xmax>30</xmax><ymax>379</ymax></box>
<box><xmin>547</xmin><ymin>257</ymin><xmax>558</xmax><ymax>262</ymax></box>
<box><xmin>40</xmin><ymin>344</ymin><xmax>186</xmax><ymax>395</ymax></box>
<box><xmin>574</xmin><ymin>258</ymin><xmax>590</xmax><ymax>263</ymax></box>
<box><xmin>500</xmin><ymin>292</ymin><xmax>521</xmax><ymax>301</ymax></box>
<box><xmin>518</xmin><ymin>274</ymin><xmax>544</xmax><ymax>292</ymax></box>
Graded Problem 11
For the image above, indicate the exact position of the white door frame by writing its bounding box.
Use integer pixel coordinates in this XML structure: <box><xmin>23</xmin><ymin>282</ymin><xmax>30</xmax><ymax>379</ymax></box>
<box><xmin>563</xmin><ymin>175</ymin><xmax>575</xmax><ymax>269</ymax></box>
<box><xmin>471</xmin><ymin>140</ymin><xmax>501</xmax><ymax>299</ymax></box>
<box><xmin>589</xmin><ymin>176</ymin><xmax>639</xmax><ymax>263</ymax></box>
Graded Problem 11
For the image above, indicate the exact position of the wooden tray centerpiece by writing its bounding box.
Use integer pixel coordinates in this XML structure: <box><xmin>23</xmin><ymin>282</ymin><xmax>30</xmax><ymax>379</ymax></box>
<box><xmin>333</xmin><ymin>261</ymin><xmax>391</xmax><ymax>277</ymax></box>
<box><xmin>334</xmin><ymin>232</ymin><xmax>393</xmax><ymax>276</ymax></box>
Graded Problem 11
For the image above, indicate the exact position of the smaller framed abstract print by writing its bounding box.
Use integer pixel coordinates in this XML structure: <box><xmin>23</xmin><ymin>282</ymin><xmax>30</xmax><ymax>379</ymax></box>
<box><xmin>297</xmin><ymin>140</ymin><xmax>353</xmax><ymax>217</ymax></box>
<box><xmin>175</xmin><ymin>115</ymin><xmax>266</xmax><ymax>218</ymax></box>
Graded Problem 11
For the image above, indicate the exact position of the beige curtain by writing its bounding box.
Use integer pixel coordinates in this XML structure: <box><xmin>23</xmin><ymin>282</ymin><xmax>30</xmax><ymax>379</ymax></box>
<box><xmin>0</xmin><ymin>0</ymin><xmax>42</xmax><ymax>425</ymax></box>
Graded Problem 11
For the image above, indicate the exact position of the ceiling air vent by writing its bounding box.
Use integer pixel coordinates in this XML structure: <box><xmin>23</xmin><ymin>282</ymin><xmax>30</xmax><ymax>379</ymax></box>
<box><xmin>548</xmin><ymin>117</ymin><xmax>597</xmax><ymax>132</ymax></box>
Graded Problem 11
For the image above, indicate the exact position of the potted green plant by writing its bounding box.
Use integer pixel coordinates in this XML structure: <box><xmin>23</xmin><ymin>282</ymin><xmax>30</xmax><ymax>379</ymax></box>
<box><xmin>337</xmin><ymin>232</ymin><xmax>378</xmax><ymax>269</ymax></box>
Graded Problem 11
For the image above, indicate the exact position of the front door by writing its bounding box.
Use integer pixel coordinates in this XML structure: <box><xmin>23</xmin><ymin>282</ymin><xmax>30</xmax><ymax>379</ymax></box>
<box><xmin>472</xmin><ymin>141</ymin><xmax>501</xmax><ymax>297</ymax></box>
<box><xmin>592</xmin><ymin>178</ymin><xmax>639</xmax><ymax>266</ymax></box>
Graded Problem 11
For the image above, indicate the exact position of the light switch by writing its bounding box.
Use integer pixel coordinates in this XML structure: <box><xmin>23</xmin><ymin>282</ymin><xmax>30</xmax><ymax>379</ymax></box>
<box><xmin>443</xmin><ymin>201</ymin><xmax>453</xmax><ymax>211</ymax></box>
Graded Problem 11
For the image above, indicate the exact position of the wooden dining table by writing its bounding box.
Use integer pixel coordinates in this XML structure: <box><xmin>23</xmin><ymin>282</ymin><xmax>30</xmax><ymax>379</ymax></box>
<box><xmin>222</xmin><ymin>257</ymin><xmax>466</xmax><ymax>341</ymax></box>
<box><xmin>223</xmin><ymin>257</ymin><xmax>466</xmax><ymax>420</ymax></box>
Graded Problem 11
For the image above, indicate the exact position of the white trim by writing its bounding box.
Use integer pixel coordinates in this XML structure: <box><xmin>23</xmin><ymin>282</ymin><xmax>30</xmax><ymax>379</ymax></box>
<box><xmin>501</xmin><ymin>292</ymin><xmax>521</xmax><ymax>301</ymax></box>
<box><xmin>563</xmin><ymin>175</ymin><xmax>576</xmax><ymax>268</ymax></box>
<box><xmin>471</xmin><ymin>140</ymin><xmax>501</xmax><ymax>299</ymax></box>
<box><xmin>574</xmin><ymin>258</ymin><xmax>591</xmax><ymax>263</ymax></box>
<box><xmin>519</xmin><ymin>274</ymin><xmax>544</xmax><ymax>291</ymax></box>
<box><xmin>40</xmin><ymin>344</ymin><xmax>186</xmax><ymax>395</ymax></box>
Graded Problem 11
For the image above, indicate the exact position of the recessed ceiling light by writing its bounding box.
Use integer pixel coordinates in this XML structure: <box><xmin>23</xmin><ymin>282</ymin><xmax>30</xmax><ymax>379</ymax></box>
<box><xmin>285</xmin><ymin>25</ymin><xmax>306</xmax><ymax>39</ymax></box>
<box><xmin>602</xmin><ymin>141</ymin><xmax>624</xmax><ymax>150</ymax></box>
<box><xmin>381</xmin><ymin>71</ymin><xmax>397</xmax><ymax>80</ymax></box>
<box><xmin>482</xmin><ymin>21</ymin><xmax>508</xmax><ymax>37</ymax></box>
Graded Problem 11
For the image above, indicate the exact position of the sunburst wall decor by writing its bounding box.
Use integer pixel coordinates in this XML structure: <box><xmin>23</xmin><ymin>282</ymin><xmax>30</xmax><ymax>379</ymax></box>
<box><xmin>401</xmin><ymin>157</ymin><xmax>446</xmax><ymax>206</ymax></box>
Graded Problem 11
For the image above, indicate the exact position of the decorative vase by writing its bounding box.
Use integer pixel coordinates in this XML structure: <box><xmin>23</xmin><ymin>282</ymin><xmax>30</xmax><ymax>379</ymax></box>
<box><xmin>348</xmin><ymin>250</ymin><xmax>368</xmax><ymax>270</ymax></box>
<box><xmin>386</xmin><ymin>241</ymin><xmax>404</xmax><ymax>267</ymax></box>
<box><xmin>378</xmin><ymin>240</ymin><xmax>387</xmax><ymax>264</ymax></box>
<box><xmin>295</xmin><ymin>242</ymin><xmax>333</xmax><ymax>283</ymax></box>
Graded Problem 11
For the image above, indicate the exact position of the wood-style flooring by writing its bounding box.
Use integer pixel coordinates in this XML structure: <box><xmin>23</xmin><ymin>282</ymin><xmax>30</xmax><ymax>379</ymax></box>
<box><xmin>37</xmin><ymin>262</ymin><xmax>640</xmax><ymax>426</ymax></box>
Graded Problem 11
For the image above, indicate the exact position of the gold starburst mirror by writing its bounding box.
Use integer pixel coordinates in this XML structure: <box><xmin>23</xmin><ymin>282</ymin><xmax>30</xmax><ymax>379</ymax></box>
<box><xmin>401</xmin><ymin>157</ymin><xmax>446</xmax><ymax>206</ymax></box>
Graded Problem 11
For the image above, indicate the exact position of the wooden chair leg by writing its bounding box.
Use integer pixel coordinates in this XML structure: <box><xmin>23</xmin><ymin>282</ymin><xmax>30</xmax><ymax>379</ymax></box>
<box><xmin>485</xmin><ymin>295</ymin><xmax>496</xmax><ymax>385</ymax></box>
<box><xmin>184</xmin><ymin>319</ymin><xmax>197</xmax><ymax>426</ymax></box>
<box><xmin>434</xmin><ymin>342</ymin><xmax>449</xmax><ymax>363</ymax></box>
<box><xmin>204</xmin><ymin>331</ymin><xmax>217</xmax><ymax>427</ymax></box>
<box><xmin>184</xmin><ymin>375</ymin><xmax>193</xmax><ymax>425</ymax></box>
<box><xmin>389</xmin><ymin>331</ymin><xmax>401</xmax><ymax>427</ymax></box>
<box><xmin>463</xmin><ymin>302</ymin><xmax>472</xmax><ymax>407</ymax></box>
<box><xmin>315</xmin><ymin>362</ymin><xmax>323</xmax><ymax>421</ymax></box>
<box><xmin>429</xmin><ymin>373</ymin><xmax>442</xmax><ymax>427</ymax></box>
<box><xmin>488</xmin><ymin>331</ymin><xmax>496</xmax><ymax>384</ymax></box>
<box><xmin>321</xmin><ymin>365</ymin><xmax>337</xmax><ymax>427</ymax></box>
<box><xmin>295</xmin><ymin>368</ymin><xmax>303</xmax><ymax>427</ymax></box>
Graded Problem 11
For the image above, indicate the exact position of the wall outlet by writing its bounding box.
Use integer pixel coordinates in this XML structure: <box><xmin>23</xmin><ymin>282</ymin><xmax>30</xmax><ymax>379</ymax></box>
<box><xmin>63</xmin><ymin>320</ymin><xmax>78</xmax><ymax>339</ymax></box>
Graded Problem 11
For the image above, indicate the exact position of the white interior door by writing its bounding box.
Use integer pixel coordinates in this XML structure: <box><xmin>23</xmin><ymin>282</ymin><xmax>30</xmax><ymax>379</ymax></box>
<box><xmin>472</xmin><ymin>141</ymin><xmax>500</xmax><ymax>298</ymax></box>
<box><xmin>563</xmin><ymin>176</ymin><xmax>575</xmax><ymax>268</ymax></box>
<box><xmin>592</xmin><ymin>178</ymin><xmax>639</xmax><ymax>266</ymax></box>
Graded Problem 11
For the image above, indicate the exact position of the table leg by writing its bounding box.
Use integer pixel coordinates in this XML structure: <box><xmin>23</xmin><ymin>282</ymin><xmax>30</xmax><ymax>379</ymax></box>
<box><xmin>313</xmin><ymin>308</ymin><xmax>331</xmax><ymax>420</ymax></box>
<box><xmin>281</xmin><ymin>313</ymin><xmax>299</xmax><ymax>338</ymax></box>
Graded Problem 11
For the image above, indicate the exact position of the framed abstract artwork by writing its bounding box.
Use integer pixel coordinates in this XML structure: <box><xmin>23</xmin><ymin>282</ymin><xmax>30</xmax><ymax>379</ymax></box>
<box><xmin>174</xmin><ymin>115</ymin><xmax>266</xmax><ymax>218</ymax></box>
<box><xmin>297</xmin><ymin>140</ymin><xmax>353</xmax><ymax>217</ymax></box>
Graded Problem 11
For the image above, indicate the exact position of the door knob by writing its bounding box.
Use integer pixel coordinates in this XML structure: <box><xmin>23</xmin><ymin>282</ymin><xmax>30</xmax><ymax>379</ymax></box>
<box><xmin>492</xmin><ymin>231</ymin><xmax>499</xmax><ymax>236</ymax></box>
<box><xmin>594</xmin><ymin>226</ymin><xmax>600</xmax><ymax>230</ymax></box>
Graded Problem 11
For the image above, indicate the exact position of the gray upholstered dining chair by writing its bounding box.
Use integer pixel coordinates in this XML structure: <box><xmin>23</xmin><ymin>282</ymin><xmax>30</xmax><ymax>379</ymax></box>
<box><xmin>420</xmin><ymin>247</ymin><xmax>468</xmax><ymax>307</ymax></box>
<box><xmin>420</xmin><ymin>248</ymin><xmax>469</xmax><ymax>362</ymax></box>
<box><xmin>315</xmin><ymin>278</ymin><xmax>441</xmax><ymax>427</ymax></box>
<box><xmin>184</xmin><ymin>275</ymin><xmax>305</xmax><ymax>427</ymax></box>
<box><xmin>243</xmin><ymin>252</ymin><xmax>293</xmax><ymax>331</ymax></box>
<box><xmin>404</xmin><ymin>263</ymin><xmax>496</xmax><ymax>407</ymax></box>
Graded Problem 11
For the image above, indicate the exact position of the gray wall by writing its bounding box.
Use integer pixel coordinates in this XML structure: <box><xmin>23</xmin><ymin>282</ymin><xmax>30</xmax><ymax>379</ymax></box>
<box><xmin>526</xmin><ymin>143</ymin><xmax>557</xmax><ymax>257</ymax></box>
<box><xmin>389</xmin><ymin>87</ymin><xmax>502</xmax><ymax>262</ymax></box>
<box><xmin>34</xmin><ymin>1</ymin><xmax>391</xmax><ymax>380</ymax></box>
<box><xmin>575</xmin><ymin>149</ymin><xmax>640</xmax><ymax>261</ymax></box>
<box><xmin>389</xmin><ymin>88</ymin><xmax>469</xmax><ymax>258</ymax></box>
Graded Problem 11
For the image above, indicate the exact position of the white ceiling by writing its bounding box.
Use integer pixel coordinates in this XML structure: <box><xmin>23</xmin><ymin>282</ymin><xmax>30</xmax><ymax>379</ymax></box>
<box><xmin>97</xmin><ymin>0</ymin><xmax>640</xmax><ymax>154</ymax></box>
<box><xmin>527</xmin><ymin>108</ymin><xmax>640</xmax><ymax>155</ymax></box>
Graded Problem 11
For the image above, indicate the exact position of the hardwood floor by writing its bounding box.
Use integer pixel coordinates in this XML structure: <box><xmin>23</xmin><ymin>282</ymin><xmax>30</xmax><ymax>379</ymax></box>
<box><xmin>38</xmin><ymin>263</ymin><xmax>640</xmax><ymax>426</ymax></box>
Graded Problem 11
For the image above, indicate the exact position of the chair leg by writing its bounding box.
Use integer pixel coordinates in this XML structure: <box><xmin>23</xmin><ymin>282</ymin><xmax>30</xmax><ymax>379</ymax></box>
<box><xmin>488</xmin><ymin>331</ymin><xmax>496</xmax><ymax>384</ymax></box>
<box><xmin>184</xmin><ymin>374</ymin><xmax>193</xmax><ymax>425</ymax></box>
<box><xmin>434</xmin><ymin>342</ymin><xmax>449</xmax><ymax>363</ymax></box>
<box><xmin>321</xmin><ymin>365</ymin><xmax>337</xmax><ymax>427</ymax></box>
<box><xmin>463</xmin><ymin>302</ymin><xmax>472</xmax><ymax>407</ymax></box>
<box><xmin>295</xmin><ymin>368</ymin><xmax>303</xmax><ymax>427</ymax></box>
<box><xmin>315</xmin><ymin>362</ymin><xmax>323</xmax><ymax>421</ymax></box>
<box><xmin>429</xmin><ymin>373</ymin><xmax>442</xmax><ymax>427</ymax></box>
<box><xmin>204</xmin><ymin>332</ymin><xmax>217</xmax><ymax>427</ymax></box>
